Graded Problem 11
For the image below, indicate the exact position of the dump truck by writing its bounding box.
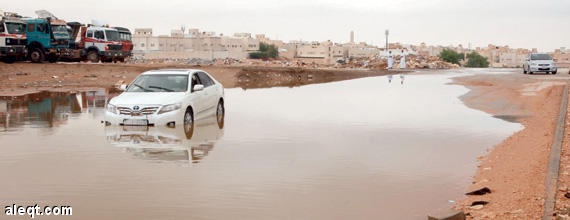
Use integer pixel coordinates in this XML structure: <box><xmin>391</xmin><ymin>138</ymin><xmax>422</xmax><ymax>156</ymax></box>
<box><xmin>0</xmin><ymin>11</ymin><xmax>26</xmax><ymax>63</ymax></box>
<box><xmin>66</xmin><ymin>22</ymin><xmax>127</xmax><ymax>63</ymax></box>
<box><xmin>25</xmin><ymin>10</ymin><xmax>72</xmax><ymax>63</ymax></box>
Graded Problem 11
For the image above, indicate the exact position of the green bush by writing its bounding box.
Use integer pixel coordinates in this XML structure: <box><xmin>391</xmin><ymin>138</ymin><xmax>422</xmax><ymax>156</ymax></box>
<box><xmin>465</xmin><ymin>52</ymin><xmax>490</xmax><ymax>68</ymax></box>
<box><xmin>438</xmin><ymin>49</ymin><xmax>463</xmax><ymax>65</ymax></box>
<box><xmin>249</xmin><ymin>43</ymin><xmax>278</xmax><ymax>59</ymax></box>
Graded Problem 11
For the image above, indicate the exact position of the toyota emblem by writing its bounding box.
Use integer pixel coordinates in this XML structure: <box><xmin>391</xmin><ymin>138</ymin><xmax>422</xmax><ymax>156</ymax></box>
<box><xmin>133</xmin><ymin>106</ymin><xmax>140</xmax><ymax>110</ymax></box>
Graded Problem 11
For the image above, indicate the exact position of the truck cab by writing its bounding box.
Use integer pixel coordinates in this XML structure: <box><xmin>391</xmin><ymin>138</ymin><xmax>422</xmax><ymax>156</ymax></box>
<box><xmin>0</xmin><ymin>13</ymin><xmax>26</xmax><ymax>63</ymax></box>
<box><xmin>113</xmin><ymin>26</ymin><xmax>133</xmax><ymax>62</ymax></box>
<box><xmin>25</xmin><ymin>17</ymin><xmax>71</xmax><ymax>63</ymax></box>
<box><xmin>66</xmin><ymin>23</ymin><xmax>126</xmax><ymax>63</ymax></box>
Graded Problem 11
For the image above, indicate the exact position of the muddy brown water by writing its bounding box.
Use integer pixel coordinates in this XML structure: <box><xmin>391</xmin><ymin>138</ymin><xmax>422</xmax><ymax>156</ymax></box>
<box><xmin>0</xmin><ymin>70</ymin><xmax>521</xmax><ymax>219</ymax></box>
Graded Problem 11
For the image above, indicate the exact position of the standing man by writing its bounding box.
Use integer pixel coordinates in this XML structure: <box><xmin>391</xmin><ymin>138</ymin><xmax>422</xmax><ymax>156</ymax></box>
<box><xmin>387</xmin><ymin>51</ymin><xmax>394</xmax><ymax>69</ymax></box>
<box><xmin>400</xmin><ymin>50</ymin><xmax>406</xmax><ymax>69</ymax></box>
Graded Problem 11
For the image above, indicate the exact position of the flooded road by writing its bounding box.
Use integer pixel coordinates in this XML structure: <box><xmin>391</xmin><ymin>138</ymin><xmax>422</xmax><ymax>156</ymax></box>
<box><xmin>0</xmin><ymin>70</ymin><xmax>521</xmax><ymax>219</ymax></box>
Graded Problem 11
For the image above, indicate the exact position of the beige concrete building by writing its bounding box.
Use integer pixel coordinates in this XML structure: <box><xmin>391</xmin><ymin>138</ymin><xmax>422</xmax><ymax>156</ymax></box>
<box><xmin>132</xmin><ymin>28</ymin><xmax>259</xmax><ymax>60</ymax></box>
<box><xmin>475</xmin><ymin>45</ymin><xmax>530</xmax><ymax>68</ymax></box>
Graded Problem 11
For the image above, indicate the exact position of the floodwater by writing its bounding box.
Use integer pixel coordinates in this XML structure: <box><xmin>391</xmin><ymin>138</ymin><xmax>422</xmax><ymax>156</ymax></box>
<box><xmin>0</xmin><ymin>70</ymin><xmax>522</xmax><ymax>219</ymax></box>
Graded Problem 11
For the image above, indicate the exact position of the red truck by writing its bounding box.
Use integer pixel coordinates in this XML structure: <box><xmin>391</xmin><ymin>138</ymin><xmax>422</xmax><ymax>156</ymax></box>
<box><xmin>65</xmin><ymin>22</ymin><xmax>128</xmax><ymax>62</ymax></box>
<box><xmin>113</xmin><ymin>27</ymin><xmax>133</xmax><ymax>62</ymax></box>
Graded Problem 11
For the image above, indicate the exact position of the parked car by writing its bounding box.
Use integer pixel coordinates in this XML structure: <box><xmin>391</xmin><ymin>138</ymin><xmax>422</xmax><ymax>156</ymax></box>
<box><xmin>105</xmin><ymin>69</ymin><xmax>225</xmax><ymax>138</ymax></box>
<box><xmin>523</xmin><ymin>53</ymin><xmax>557</xmax><ymax>74</ymax></box>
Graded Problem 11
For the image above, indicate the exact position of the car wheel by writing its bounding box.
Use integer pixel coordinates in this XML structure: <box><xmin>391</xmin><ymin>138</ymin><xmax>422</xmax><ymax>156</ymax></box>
<box><xmin>87</xmin><ymin>51</ymin><xmax>100</xmax><ymax>63</ymax></box>
<box><xmin>553</xmin><ymin>71</ymin><xmax>557</xmax><ymax>75</ymax></box>
<box><xmin>216</xmin><ymin>100</ymin><xmax>225</xmax><ymax>129</ymax></box>
<box><xmin>184</xmin><ymin>108</ymin><xmax>194</xmax><ymax>139</ymax></box>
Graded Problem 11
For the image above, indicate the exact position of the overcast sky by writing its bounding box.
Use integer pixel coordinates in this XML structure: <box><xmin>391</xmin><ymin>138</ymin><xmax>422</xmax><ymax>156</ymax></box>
<box><xmin>5</xmin><ymin>0</ymin><xmax>570</xmax><ymax>52</ymax></box>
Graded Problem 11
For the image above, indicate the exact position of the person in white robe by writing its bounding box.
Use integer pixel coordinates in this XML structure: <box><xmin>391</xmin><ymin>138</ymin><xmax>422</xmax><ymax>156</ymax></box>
<box><xmin>399</xmin><ymin>50</ymin><xmax>406</xmax><ymax>69</ymax></box>
<box><xmin>387</xmin><ymin>51</ymin><xmax>394</xmax><ymax>69</ymax></box>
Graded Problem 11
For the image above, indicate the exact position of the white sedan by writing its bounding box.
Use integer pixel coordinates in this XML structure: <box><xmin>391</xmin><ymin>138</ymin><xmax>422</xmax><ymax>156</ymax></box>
<box><xmin>105</xmin><ymin>69</ymin><xmax>225</xmax><ymax>138</ymax></box>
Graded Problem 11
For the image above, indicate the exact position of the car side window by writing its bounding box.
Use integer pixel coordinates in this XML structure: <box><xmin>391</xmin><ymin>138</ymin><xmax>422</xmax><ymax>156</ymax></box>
<box><xmin>197</xmin><ymin>72</ymin><xmax>214</xmax><ymax>87</ymax></box>
<box><xmin>86</xmin><ymin>30</ymin><xmax>93</xmax><ymax>38</ymax></box>
<box><xmin>191</xmin><ymin>73</ymin><xmax>202</xmax><ymax>92</ymax></box>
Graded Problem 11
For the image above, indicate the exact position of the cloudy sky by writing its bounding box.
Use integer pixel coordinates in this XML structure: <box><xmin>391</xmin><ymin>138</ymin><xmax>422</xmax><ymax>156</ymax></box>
<box><xmin>5</xmin><ymin>0</ymin><xmax>570</xmax><ymax>51</ymax></box>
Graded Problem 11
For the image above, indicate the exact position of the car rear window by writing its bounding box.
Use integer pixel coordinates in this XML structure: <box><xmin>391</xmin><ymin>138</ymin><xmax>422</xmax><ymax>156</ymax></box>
<box><xmin>531</xmin><ymin>54</ymin><xmax>552</xmax><ymax>60</ymax></box>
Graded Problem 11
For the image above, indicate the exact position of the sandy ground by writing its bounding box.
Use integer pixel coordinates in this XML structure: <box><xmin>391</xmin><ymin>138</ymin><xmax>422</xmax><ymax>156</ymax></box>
<box><xmin>454</xmin><ymin>72</ymin><xmax>569</xmax><ymax>219</ymax></box>
<box><xmin>4</xmin><ymin>63</ymin><xmax>570</xmax><ymax>219</ymax></box>
<box><xmin>0</xmin><ymin>62</ymin><xmax>400</xmax><ymax>96</ymax></box>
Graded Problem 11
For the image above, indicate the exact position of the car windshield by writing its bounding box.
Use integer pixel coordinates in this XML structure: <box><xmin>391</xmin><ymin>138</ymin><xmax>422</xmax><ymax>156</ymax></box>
<box><xmin>126</xmin><ymin>74</ymin><xmax>188</xmax><ymax>93</ymax></box>
<box><xmin>5</xmin><ymin>22</ymin><xmax>25</xmax><ymax>34</ymax></box>
<box><xmin>105</xmin><ymin>30</ymin><xmax>120</xmax><ymax>41</ymax></box>
<box><xmin>531</xmin><ymin>54</ymin><xmax>552</xmax><ymax>60</ymax></box>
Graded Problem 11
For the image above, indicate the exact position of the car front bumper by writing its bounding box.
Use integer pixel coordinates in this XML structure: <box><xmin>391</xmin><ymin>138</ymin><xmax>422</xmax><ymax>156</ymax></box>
<box><xmin>530</xmin><ymin>66</ymin><xmax>557</xmax><ymax>72</ymax></box>
<box><xmin>105</xmin><ymin>108</ymin><xmax>184</xmax><ymax>127</ymax></box>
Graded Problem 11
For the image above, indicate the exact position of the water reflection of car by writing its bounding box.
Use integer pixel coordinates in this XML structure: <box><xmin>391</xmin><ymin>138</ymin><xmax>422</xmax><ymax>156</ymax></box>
<box><xmin>105</xmin><ymin>116</ymin><xmax>224</xmax><ymax>163</ymax></box>
<box><xmin>523</xmin><ymin>53</ymin><xmax>557</xmax><ymax>74</ymax></box>
<box><xmin>105</xmin><ymin>69</ymin><xmax>225</xmax><ymax>139</ymax></box>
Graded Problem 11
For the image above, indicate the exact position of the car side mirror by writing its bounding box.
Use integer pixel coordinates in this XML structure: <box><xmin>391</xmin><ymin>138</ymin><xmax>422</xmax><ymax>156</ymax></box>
<box><xmin>119</xmin><ymin>84</ymin><xmax>127</xmax><ymax>91</ymax></box>
<box><xmin>193</xmin><ymin>84</ymin><xmax>204</xmax><ymax>92</ymax></box>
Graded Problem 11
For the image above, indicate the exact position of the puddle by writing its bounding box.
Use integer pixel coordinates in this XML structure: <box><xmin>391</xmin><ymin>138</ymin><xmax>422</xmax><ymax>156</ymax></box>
<box><xmin>0</xmin><ymin>71</ymin><xmax>522</xmax><ymax>220</ymax></box>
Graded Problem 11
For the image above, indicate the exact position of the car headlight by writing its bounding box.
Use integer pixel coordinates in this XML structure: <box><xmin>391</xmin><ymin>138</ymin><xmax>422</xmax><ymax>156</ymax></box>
<box><xmin>158</xmin><ymin>103</ymin><xmax>181</xmax><ymax>114</ymax></box>
<box><xmin>106</xmin><ymin>103</ymin><xmax>118</xmax><ymax>114</ymax></box>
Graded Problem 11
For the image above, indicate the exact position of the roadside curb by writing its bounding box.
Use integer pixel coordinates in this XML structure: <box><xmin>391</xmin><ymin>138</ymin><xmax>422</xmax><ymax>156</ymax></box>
<box><xmin>543</xmin><ymin>83</ymin><xmax>569</xmax><ymax>219</ymax></box>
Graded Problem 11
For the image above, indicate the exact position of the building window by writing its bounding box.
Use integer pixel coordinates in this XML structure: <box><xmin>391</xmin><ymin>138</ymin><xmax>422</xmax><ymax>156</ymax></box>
<box><xmin>141</xmin><ymin>43</ymin><xmax>145</xmax><ymax>47</ymax></box>
<box><xmin>150</xmin><ymin>43</ymin><xmax>155</xmax><ymax>47</ymax></box>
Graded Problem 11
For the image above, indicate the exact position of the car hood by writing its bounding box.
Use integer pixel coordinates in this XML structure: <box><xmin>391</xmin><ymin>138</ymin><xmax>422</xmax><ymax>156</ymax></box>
<box><xmin>110</xmin><ymin>92</ymin><xmax>186</xmax><ymax>106</ymax></box>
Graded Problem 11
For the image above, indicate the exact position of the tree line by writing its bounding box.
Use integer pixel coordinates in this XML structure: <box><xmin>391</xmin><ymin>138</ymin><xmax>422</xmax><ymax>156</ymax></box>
<box><xmin>438</xmin><ymin>49</ymin><xmax>490</xmax><ymax>67</ymax></box>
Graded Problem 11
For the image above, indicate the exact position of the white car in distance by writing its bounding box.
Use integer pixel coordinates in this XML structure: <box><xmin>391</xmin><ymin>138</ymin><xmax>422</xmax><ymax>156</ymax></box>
<box><xmin>105</xmin><ymin>69</ymin><xmax>225</xmax><ymax>138</ymax></box>
<box><xmin>523</xmin><ymin>53</ymin><xmax>557</xmax><ymax>74</ymax></box>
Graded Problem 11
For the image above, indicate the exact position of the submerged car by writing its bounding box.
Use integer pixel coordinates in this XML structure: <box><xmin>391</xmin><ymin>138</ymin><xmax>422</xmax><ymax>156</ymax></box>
<box><xmin>105</xmin><ymin>69</ymin><xmax>225</xmax><ymax>138</ymax></box>
<box><xmin>523</xmin><ymin>53</ymin><xmax>557</xmax><ymax>74</ymax></box>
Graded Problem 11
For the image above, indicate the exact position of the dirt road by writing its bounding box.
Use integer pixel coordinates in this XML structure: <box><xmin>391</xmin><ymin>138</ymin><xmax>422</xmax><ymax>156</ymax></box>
<box><xmin>454</xmin><ymin>70</ymin><xmax>570</xmax><ymax>219</ymax></box>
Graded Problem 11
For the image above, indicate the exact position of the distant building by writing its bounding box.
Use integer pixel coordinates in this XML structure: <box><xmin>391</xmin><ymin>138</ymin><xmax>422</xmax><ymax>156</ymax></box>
<box><xmin>132</xmin><ymin>28</ymin><xmax>259</xmax><ymax>60</ymax></box>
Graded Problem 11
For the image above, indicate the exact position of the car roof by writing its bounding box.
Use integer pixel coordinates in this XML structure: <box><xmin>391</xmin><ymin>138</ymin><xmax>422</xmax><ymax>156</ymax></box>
<box><xmin>141</xmin><ymin>69</ymin><xmax>205</xmax><ymax>75</ymax></box>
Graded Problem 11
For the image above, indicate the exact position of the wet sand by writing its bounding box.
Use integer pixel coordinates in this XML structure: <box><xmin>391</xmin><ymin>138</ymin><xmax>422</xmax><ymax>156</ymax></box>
<box><xmin>0</xmin><ymin>63</ymin><xmax>404</xmax><ymax>96</ymax></box>
<box><xmin>453</xmin><ymin>71</ymin><xmax>568</xmax><ymax>219</ymax></box>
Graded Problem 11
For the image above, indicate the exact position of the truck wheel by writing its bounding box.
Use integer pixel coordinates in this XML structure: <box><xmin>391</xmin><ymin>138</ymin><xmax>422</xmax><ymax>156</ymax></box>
<box><xmin>87</xmin><ymin>51</ymin><xmax>99</xmax><ymax>63</ymax></box>
<box><xmin>29</xmin><ymin>48</ymin><xmax>44</xmax><ymax>63</ymax></box>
